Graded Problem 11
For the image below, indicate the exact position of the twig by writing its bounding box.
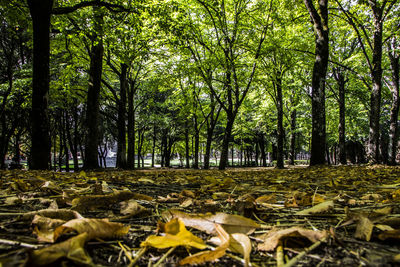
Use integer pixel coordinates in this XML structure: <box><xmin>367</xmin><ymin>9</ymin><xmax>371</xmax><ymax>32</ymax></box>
<box><xmin>118</xmin><ymin>241</ymin><xmax>133</xmax><ymax>262</ymax></box>
<box><xmin>276</xmin><ymin>240</ymin><xmax>284</xmax><ymax>267</ymax></box>
<box><xmin>282</xmin><ymin>237</ymin><xmax>327</xmax><ymax>267</ymax></box>
<box><xmin>0</xmin><ymin>238</ymin><xmax>43</xmax><ymax>249</ymax></box>
<box><xmin>153</xmin><ymin>246</ymin><xmax>176</xmax><ymax>267</ymax></box>
<box><xmin>129</xmin><ymin>247</ymin><xmax>147</xmax><ymax>267</ymax></box>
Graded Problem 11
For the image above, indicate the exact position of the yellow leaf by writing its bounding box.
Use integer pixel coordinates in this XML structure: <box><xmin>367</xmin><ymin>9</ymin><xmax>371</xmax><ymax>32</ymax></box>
<box><xmin>141</xmin><ymin>218</ymin><xmax>206</xmax><ymax>250</ymax></box>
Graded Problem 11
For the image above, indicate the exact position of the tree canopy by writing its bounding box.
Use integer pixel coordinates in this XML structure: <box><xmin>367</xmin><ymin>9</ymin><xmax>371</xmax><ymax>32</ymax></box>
<box><xmin>0</xmin><ymin>0</ymin><xmax>399</xmax><ymax>170</ymax></box>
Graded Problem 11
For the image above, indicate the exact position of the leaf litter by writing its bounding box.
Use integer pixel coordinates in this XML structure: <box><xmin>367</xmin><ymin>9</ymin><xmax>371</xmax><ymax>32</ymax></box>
<box><xmin>0</xmin><ymin>165</ymin><xmax>399</xmax><ymax>266</ymax></box>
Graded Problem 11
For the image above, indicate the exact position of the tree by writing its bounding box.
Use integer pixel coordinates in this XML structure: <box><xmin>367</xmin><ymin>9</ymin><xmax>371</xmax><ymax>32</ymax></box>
<box><xmin>335</xmin><ymin>0</ymin><xmax>398</xmax><ymax>163</ymax></box>
<box><xmin>304</xmin><ymin>0</ymin><xmax>329</xmax><ymax>165</ymax></box>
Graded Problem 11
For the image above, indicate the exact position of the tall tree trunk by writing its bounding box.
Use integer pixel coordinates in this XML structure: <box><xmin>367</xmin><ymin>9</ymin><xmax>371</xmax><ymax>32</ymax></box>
<box><xmin>388</xmin><ymin>38</ymin><xmax>400</xmax><ymax>165</ymax></box>
<box><xmin>289</xmin><ymin>109</ymin><xmax>297</xmax><ymax>165</ymax></box>
<box><xmin>185</xmin><ymin>122</ymin><xmax>190</xmax><ymax>168</ymax></box>
<box><xmin>259</xmin><ymin>134</ymin><xmax>267</xmax><ymax>167</ymax></box>
<box><xmin>83</xmin><ymin>6</ymin><xmax>104</xmax><ymax>169</ymax></box>
<box><xmin>127</xmin><ymin>86</ymin><xmax>135</xmax><ymax>169</ymax></box>
<box><xmin>333</xmin><ymin>68</ymin><xmax>347</xmax><ymax>165</ymax></box>
<box><xmin>193</xmin><ymin>128</ymin><xmax>199</xmax><ymax>169</ymax></box>
<box><xmin>276</xmin><ymin>72</ymin><xmax>284</xmax><ymax>169</ymax></box>
<box><xmin>304</xmin><ymin>0</ymin><xmax>329</xmax><ymax>166</ymax></box>
<box><xmin>116</xmin><ymin>64</ymin><xmax>128</xmax><ymax>168</ymax></box>
<box><xmin>368</xmin><ymin>5</ymin><xmax>384</xmax><ymax>163</ymax></box>
<box><xmin>204</xmin><ymin>127</ymin><xmax>213</xmax><ymax>169</ymax></box>
<box><xmin>152</xmin><ymin>124</ymin><xmax>156</xmax><ymax>167</ymax></box>
<box><xmin>28</xmin><ymin>0</ymin><xmax>53</xmax><ymax>170</ymax></box>
<box><xmin>219</xmin><ymin>114</ymin><xmax>235</xmax><ymax>170</ymax></box>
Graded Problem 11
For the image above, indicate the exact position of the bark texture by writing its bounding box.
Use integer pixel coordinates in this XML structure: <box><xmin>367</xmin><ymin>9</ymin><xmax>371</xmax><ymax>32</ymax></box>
<box><xmin>28</xmin><ymin>0</ymin><xmax>53</xmax><ymax>170</ymax></box>
<box><xmin>304</xmin><ymin>0</ymin><xmax>329</xmax><ymax>166</ymax></box>
<box><xmin>83</xmin><ymin>6</ymin><xmax>104</xmax><ymax>169</ymax></box>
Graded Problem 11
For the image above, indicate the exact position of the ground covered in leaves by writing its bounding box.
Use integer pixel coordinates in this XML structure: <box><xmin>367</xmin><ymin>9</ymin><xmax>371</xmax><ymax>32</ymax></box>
<box><xmin>0</xmin><ymin>165</ymin><xmax>399</xmax><ymax>266</ymax></box>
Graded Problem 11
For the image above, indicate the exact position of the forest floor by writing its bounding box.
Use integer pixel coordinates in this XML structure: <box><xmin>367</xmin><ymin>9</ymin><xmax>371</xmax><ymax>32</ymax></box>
<box><xmin>0</xmin><ymin>165</ymin><xmax>399</xmax><ymax>266</ymax></box>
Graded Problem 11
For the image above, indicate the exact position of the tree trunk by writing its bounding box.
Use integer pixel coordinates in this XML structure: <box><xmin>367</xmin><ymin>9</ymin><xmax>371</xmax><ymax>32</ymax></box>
<box><xmin>219</xmin><ymin>114</ymin><xmax>235</xmax><ymax>170</ymax></box>
<box><xmin>28</xmin><ymin>0</ymin><xmax>53</xmax><ymax>170</ymax></box>
<box><xmin>152</xmin><ymin>124</ymin><xmax>156</xmax><ymax>167</ymax></box>
<box><xmin>185</xmin><ymin>122</ymin><xmax>190</xmax><ymax>168</ymax></box>
<box><xmin>127</xmin><ymin>84</ymin><xmax>135</xmax><ymax>169</ymax></box>
<box><xmin>333</xmin><ymin>68</ymin><xmax>347</xmax><ymax>165</ymax></box>
<box><xmin>304</xmin><ymin>0</ymin><xmax>329</xmax><ymax>166</ymax></box>
<box><xmin>388</xmin><ymin>39</ymin><xmax>400</xmax><ymax>165</ymax></box>
<box><xmin>289</xmin><ymin>109</ymin><xmax>297</xmax><ymax>165</ymax></box>
<box><xmin>193</xmin><ymin>129</ymin><xmax>199</xmax><ymax>169</ymax></box>
<box><xmin>276</xmin><ymin>72</ymin><xmax>284</xmax><ymax>169</ymax></box>
<box><xmin>83</xmin><ymin>6</ymin><xmax>104</xmax><ymax>170</ymax></box>
<box><xmin>368</xmin><ymin>6</ymin><xmax>383</xmax><ymax>164</ymax></box>
<box><xmin>259</xmin><ymin>134</ymin><xmax>267</xmax><ymax>167</ymax></box>
<box><xmin>116</xmin><ymin>63</ymin><xmax>128</xmax><ymax>168</ymax></box>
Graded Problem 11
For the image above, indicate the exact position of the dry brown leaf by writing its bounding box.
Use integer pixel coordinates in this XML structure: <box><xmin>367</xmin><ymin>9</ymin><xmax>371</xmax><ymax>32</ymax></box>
<box><xmin>179</xmin><ymin>224</ymin><xmax>230</xmax><ymax>266</ymax></box>
<box><xmin>258</xmin><ymin>227</ymin><xmax>327</xmax><ymax>251</ymax></box>
<box><xmin>295</xmin><ymin>200</ymin><xmax>334</xmax><ymax>215</ymax></box>
<box><xmin>119</xmin><ymin>199</ymin><xmax>147</xmax><ymax>216</ymax></box>
<box><xmin>54</xmin><ymin>218</ymin><xmax>130</xmax><ymax>241</ymax></box>
<box><xmin>180</xmin><ymin>198</ymin><xmax>194</xmax><ymax>208</ymax></box>
<box><xmin>32</xmin><ymin>215</ymin><xmax>66</xmax><ymax>243</ymax></box>
<box><xmin>28</xmin><ymin>232</ymin><xmax>92</xmax><ymax>266</ymax></box>
<box><xmin>180</xmin><ymin>189</ymin><xmax>196</xmax><ymax>198</ymax></box>
<box><xmin>378</xmin><ymin>229</ymin><xmax>400</xmax><ymax>241</ymax></box>
<box><xmin>163</xmin><ymin>209</ymin><xmax>260</xmax><ymax>235</ymax></box>
<box><xmin>21</xmin><ymin>209</ymin><xmax>83</xmax><ymax>222</ymax></box>
<box><xmin>210</xmin><ymin>231</ymin><xmax>252</xmax><ymax>267</ymax></box>
<box><xmin>140</xmin><ymin>218</ymin><xmax>206</xmax><ymax>249</ymax></box>
<box><xmin>255</xmin><ymin>194</ymin><xmax>276</xmax><ymax>204</ymax></box>
<box><xmin>71</xmin><ymin>191</ymin><xmax>153</xmax><ymax>211</ymax></box>
<box><xmin>354</xmin><ymin>216</ymin><xmax>374</xmax><ymax>241</ymax></box>
<box><xmin>230</xmin><ymin>233</ymin><xmax>252</xmax><ymax>267</ymax></box>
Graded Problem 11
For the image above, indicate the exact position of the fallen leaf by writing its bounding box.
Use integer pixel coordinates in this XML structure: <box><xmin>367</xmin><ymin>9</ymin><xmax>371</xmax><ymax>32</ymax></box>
<box><xmin>120</xmin><ymin>199</ymin><xmax>147</xmax><ymax>216</ymax></box>
<box><xmin>230</xmin><ymin>233</ymin><xmax>252</xmax><ymax>267</ymax></box>
<box><xmin>295</xmin><ymin>200</ymin><xmax>334</xmax><ymax>215</ymax></box>
<box><xmin>71</xmin><ymin>191</ymin><xmax>153</xmax><ymax>211</ymax></box>
<box><xmin>54</xmin><ymin>218</ymin><xmax>130</xmax><ymax>241</ymax></box>
<box><xmin>141</xmin><ymin>218</ymin><xmax>206</xmax><ymax>249</ymax></box>
<box><xmin>180</xmin><ymin>198</ymin><xmax>194</xmax><ymax>208</ymax></box>
<box><xmin>258</xmin><ymin>227</ymin><xmax>327</xmax><ymax>251</ymax></box>
<box><xmin>180</xmin><ymin>189</ymin><xmax>196</xmax><ymax>198</ymax></box>
<box><xmin>21</xmin><ymin>209</ymin><xmax>83</xmax><ymax>221</ymax></box>
<box><xmin>354</xmin><ymin>216</ymin><xmax>374</xmax><ymax>241</ymax></box>
<box><xmin>378</xmin><ymin>229</ymin><xmax>400</xmax><ymax>241</ymax></box>
<box><xmin>255</xmin><ymin>195</ymin><xmax>276</xmax><ymax>204</ymax></box>
<box><xmin>163</xmin><ymin>209</ymin><xmax>260</xmax><ymax>235</ymax></box>
<box><xmin>179</xmin><ymin>224</ymin><xmax>230</xmax><ymax>265</ymax></box>
<box><xmin>32</xmin><ymin>215</ymin><xmax>66</xmax><ymax>243</ymax></box>
<box><xmin>28</xmin><ymin>233</ymin><xmax>92</xmax><ymax>266</ymax></box>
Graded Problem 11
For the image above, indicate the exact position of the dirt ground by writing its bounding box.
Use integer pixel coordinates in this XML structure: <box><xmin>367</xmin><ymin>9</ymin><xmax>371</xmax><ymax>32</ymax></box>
<box><xmin>0</xmin><ymin>165</ymin><xmax>399</xmax><ymax>266</ymax></box>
